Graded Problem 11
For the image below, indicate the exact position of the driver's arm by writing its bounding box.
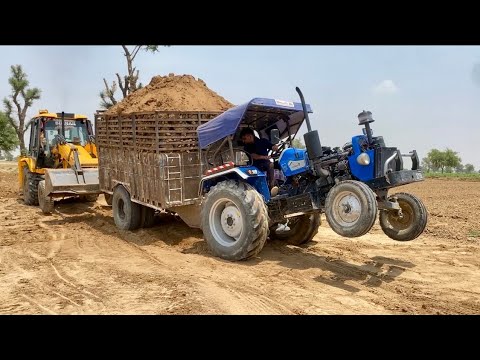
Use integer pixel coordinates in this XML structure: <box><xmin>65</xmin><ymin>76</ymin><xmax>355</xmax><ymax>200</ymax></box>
<box><xmin>265</xmin><ymin>138</ymin><xmax>278</xmax><ymax>152</ymax></box>
<box><xmin>250</xmin><ymin>153</ymin><xmax>270</xmax><ymax>160</ymax></box>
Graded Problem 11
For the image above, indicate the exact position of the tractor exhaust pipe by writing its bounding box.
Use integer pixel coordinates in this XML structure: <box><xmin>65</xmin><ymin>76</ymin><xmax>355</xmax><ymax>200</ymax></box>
<box><xmin>295</xmin><ymin>87</ymin><xmax>323</xmax><ymax>161</ymax></box>
<box><xmin>295</xmin><ymin>87</ymin><xmax>312</xmax><ymax>132</ymax></box>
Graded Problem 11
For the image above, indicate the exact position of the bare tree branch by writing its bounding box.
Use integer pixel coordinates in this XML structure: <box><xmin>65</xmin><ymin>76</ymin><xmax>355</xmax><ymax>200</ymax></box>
<box><xmin>121</xmin><ymin>45</ymin><xmax>130</xmax><ymax>57</ymax></box>
<box><xmin>131</xmin><ymin>45</ymin><xmax>143</xmax><ymax>61</ymax></box>
<box><xmin>100</xmin><ymin>45</ymin><xmax>167</xmax><ymax>108</ymax></box>
<box><xmin>102</xmin><ymin>78</ymin><xmax>117</xmax><ymax>106</ymax></box>
<box><xmin>116</xmin><ymin>73</ymin><xmax>127</xmax><ymax>98</ymax></box>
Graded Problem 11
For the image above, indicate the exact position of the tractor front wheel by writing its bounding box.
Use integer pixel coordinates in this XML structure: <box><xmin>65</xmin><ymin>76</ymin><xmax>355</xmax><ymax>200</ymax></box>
<box><xmin>379</xmin><ymin>192</ymin><xmax>428</xmax><ymax>241</ymax></box>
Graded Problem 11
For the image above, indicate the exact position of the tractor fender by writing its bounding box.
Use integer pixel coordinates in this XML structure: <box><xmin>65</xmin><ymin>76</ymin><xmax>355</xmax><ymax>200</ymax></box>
<box><xmin>199</xmin><ymin>167</ymin><xmax>270</xmax><ymax>202</ymax></box>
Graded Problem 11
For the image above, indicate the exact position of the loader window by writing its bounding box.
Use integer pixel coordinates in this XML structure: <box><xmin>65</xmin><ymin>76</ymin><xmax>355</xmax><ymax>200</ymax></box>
<box><xmin>44</xmin><ymin>120</ymin><xmax>89</xmax><ymax>147</ymax></box>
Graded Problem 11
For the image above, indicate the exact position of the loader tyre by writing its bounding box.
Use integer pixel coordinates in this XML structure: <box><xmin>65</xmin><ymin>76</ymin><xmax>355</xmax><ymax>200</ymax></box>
<box><xmin>23</xmin><ymin>167</ymin><xmax>39</xmax><ymax>206</ymax></box>
<box><xmin>201</xmin><ymin>180</ymin><xmax>269</xmax><ymax>261</ymax></box>
<box><xmin>112</xmin><ymin>186</ymin><xmax>141</xmax><ymax>230</ymax></box>
<box><xmin>38</xmin><ymin>180</ymin><xmax>54</xmax><ymax>214</ymax></box>
<box><xmin>325</xmin><ymin>180</ymin><xmax>377</xmax><ymax>237</ymax></box>
<box><xmin>269</xmin><ymin>213</ymin><xmax>321</xmax><ymax>245</ymax></box>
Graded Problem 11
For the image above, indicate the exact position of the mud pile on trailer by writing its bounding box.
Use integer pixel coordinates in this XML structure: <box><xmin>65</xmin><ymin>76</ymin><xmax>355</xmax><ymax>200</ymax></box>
<box><xmin>105</xmin><ymin>73</ymin><xmax>234</xmax><ymax>115</ymax></box>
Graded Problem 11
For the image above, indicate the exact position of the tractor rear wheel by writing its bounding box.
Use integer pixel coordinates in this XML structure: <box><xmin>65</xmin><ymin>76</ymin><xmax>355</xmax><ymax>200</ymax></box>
<box><xmin>201</xmin><ymin>180</ymin><xmax>269</xmax><ymax>261</ymax></box>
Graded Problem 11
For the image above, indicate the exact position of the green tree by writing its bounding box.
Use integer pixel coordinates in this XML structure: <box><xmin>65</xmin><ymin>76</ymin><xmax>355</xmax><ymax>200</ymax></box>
<box><xmin>444</xmin><ymin>148</ymin><xmax>461</xmax><ymax>170</ymax></box>
<box><xmin>3</xmin><ymin>65</ymin><xmax>41</xmax><ymax>153</ymax></box>
<box><xmin>426</xmin><ymin>149</ymin><xmax>445</xmax><ymax>173</ymax></box>
<box><xmin>421</xmin><ymin>157</ymin><xmax>432</xmax><ymax>172</ymax></box>
<box><xmin>100</xmin><ymin>45</ymin><xmax>166</xmax><ymax>109</ymax></box>
<box><xmin>5</xmin><ymin>151</ymin><xmax>13</xmax><ymax>161</ymax></box>
<box><xmin>455</xmin><ymin>164</ymin><xmax>465</xmax><ymax>173</ymax></box>
<box><xmin>291</xmin><ymin>137</ymin><xmax>306</xmax><ymax>149</ymax></box>
<box><xmin>0</xmin><ymin>111</ymin><xmax>19</xmax><ymax>152</ymax></box>
<box><xmin>465</xmin><ymin>164</ymin><xmax>475</xmax><ymax>174</ymax></box>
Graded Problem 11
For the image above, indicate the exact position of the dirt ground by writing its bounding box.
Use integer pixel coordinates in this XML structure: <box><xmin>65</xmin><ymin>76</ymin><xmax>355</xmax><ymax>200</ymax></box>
<box><xmin>1</xmin><ymin>160</ymin><xmax>479</xmax><ymax>314</ymax></box>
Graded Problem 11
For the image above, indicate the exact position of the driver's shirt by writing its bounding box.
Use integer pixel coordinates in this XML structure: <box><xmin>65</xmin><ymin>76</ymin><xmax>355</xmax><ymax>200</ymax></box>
<box><xmin>244</xmin><ymin>137</ymin><xmax>273</xmax><ymax>171</ymax></box>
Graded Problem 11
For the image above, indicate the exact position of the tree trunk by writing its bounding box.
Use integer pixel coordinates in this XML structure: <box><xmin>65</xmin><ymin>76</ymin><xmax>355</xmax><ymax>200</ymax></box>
<box><xmin>17</xmin><ymin>130</ymin><xmax>26</xmax><ymax>154</ymax></box>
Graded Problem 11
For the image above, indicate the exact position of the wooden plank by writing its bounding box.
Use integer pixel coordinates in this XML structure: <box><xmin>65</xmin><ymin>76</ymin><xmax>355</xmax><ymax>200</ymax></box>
<box><xmin>104</xmin><ymin>110</ymin><xmax>221</xmax><ymax>117</ymax></box>
<box><xmin>155</xmin><ymin>112</ymin><xmax>160</xmax><ymax>156</ymax></box>
<box><xmin>130</xmin><ymin>128</ymin><xmax>201</xmax><ymax>134</ymax></box>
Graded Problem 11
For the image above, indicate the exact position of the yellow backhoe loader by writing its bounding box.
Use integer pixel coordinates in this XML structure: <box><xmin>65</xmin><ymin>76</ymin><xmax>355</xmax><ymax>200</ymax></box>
<box><xmin>18</xmin><ymin>110</ymin><xmax>100</xmax><ymax>214</ymax></box>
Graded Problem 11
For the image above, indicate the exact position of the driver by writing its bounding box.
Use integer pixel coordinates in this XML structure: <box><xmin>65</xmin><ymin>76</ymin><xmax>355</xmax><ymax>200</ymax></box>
<box><xmin>240</xmin><ymin>128</ymin><xmax>278</xmax><ymax>191</ymax></box>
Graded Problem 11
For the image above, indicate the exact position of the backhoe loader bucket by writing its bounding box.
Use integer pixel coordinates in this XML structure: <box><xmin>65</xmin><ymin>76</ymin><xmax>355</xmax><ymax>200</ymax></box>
<box><xmin>44</xmin><ymin>168</ymin><xmax>100</xmax><ymax>197</ymax></box>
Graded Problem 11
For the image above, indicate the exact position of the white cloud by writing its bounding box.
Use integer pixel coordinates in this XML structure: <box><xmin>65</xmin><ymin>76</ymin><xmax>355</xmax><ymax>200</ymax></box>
<box><xmin>373</xmin><ymin>79</ymin><xmax>399</xmax><ymax>94</ymax></box>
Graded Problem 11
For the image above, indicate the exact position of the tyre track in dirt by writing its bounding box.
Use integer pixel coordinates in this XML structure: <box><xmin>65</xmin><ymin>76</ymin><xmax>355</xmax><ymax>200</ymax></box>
<box><xmin>1</xmin><ymin>162</ymin><xmax>480</xmax><ymax>314</ymax></box>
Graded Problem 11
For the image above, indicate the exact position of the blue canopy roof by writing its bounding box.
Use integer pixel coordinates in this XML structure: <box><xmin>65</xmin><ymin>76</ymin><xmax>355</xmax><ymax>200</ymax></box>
<box><xmin>197</xmin><ymin>98</ymin><xmax>313</xmax><ymax>149</ymax></box>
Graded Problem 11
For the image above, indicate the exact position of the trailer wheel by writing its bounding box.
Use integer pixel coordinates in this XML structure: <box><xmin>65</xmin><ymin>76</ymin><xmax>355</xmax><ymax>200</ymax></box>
<box><xmin>79</xmin><ymin>194</ymin><xmax>99</xmax><ymax>202</ymax></box>
<box><xmin>104</xmin><ymin>193</ymin><xmax>113</xmax><ymax>206</ymax></box>
<box><xmin>379</xmin><ymin>192</ymin><xmax>428</xmax><ymax>241</ymax></box>
<box><xmin>270</xmin><ymin>213</ymin><xmax>321</xmax><ymax>245</ymax></box>
<box><xmin>112</xmin><ymin>186</ymin><xmax>141</xmax><ymax>230</ymax></box>
<box><xmin>325</xmin><ymin>180</ymin><xmax>377</xmax><ymax>237</ymax></box>
<box><xmin>23</xmin><ymin>167</ymin><xmax>39</xmax><ymax>206</ymax></box>
<box><xmin>140</xmin><ymin>206</ymin><xmax>156</xmax><ymax>228</ymax></box>
<box><xmin>201</xmin><ymin>180</ymin><xmax>269</xmax><ymax>261</ymax></box>
<box><xmin>38</xmin><ymin>180</ymin><xmax>55</xmax><ymax>214</ymax></box>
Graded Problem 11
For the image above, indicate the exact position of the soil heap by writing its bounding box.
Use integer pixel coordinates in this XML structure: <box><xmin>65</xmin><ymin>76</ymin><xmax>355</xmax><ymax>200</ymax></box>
<box><xmin>105</xmin><ymin>73</ymin><xmax>234</xmax><ymax>115</ymax></box>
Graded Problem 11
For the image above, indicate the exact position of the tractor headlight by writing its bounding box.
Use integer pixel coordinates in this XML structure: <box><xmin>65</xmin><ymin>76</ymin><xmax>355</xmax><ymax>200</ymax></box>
<box><xmin>356</xmin><ymin>153</ymin><xmax>370</xmax><ymax>166</ymax></box>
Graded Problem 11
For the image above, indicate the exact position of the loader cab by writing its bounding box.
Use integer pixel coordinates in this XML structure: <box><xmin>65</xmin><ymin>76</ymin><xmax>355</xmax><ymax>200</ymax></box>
<box><xmin>28</xmin><ymin>110</ymin><xmax>94</xmax><ymax>169</ymax></box>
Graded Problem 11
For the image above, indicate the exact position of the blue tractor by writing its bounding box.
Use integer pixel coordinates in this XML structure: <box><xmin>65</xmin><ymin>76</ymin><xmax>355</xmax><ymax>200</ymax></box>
<box><xmin>197</xmin><ymin>87</ymin><xmax>427</xmax><ymax>261</ymax></box>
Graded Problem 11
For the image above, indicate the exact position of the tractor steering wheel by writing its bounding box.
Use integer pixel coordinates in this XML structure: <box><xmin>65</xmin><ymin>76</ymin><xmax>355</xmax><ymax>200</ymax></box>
<box><xmin>270</xmin><ymin>139</ymin><xmax>288</xmax><ymax>159</ymax></box>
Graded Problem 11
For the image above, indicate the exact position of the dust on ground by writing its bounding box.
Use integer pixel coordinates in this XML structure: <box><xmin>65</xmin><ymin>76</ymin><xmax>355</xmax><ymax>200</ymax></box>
<box><xmin>1</xmin><ymin>161</ymin><xmax>480</xmax><ymax>314</ymax></box>
<box><xmin>105</xmin><ymin>74</ymin><xmax>234</xmax><ymax>115</ymax></box>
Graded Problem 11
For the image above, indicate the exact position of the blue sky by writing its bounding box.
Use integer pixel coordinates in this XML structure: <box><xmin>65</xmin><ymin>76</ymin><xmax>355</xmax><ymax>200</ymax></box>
<box><xmin>1</xmin><ymin>45</ymin><xmax>479</xmax><ymax>169</ymax></box>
